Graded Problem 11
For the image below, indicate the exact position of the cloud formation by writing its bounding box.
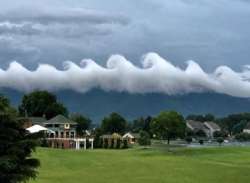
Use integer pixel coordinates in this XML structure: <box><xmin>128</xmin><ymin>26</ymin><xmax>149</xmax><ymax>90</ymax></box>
<box><xmin>0</xmin><ymin>53</ymin><xmax>249</xmax><ymax>98</ymax></box>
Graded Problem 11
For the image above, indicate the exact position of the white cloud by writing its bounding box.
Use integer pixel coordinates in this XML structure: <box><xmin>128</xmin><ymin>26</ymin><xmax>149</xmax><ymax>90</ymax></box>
<box><xmin>0</xmin><ymin>52</ymin><xmax>249</xmax><ymax>97</ymax></box>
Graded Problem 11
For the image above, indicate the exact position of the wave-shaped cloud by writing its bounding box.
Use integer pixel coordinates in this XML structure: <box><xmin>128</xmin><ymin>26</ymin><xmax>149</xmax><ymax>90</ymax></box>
<box><xmin>0</xmin><ymin>52</ymin><xmax>250</xmax><ymax>97</ymax></box>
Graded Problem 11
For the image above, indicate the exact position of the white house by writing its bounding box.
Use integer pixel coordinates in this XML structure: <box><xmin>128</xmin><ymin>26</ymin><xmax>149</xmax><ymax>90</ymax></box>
<box><xmin>243</xmin><ymin>123</ymin><xmax>250</xmax><ymax>133</ymax></box>
<box><xmin>122</xmin><ymin>132</ymin><xmax>140</xmax><ymax>144</ymax></box>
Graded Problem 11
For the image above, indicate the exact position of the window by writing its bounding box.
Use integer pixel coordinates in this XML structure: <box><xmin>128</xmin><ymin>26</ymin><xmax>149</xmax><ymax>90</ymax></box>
<box><xmin>60</xmin><ymin>132</ymin><xmax>64</xmax><ymax>138</ymax></box>
<box><xmin>54</xmin><ymin>124</ymin><xmax>59</xmax><ymax>128</ymax></box>
<box><xmin>64</xmin><ymin>123</ymin><xmax>70</xmax><ymax>129</ymax></box>
<box><xmin>70</xmin><ymin>132</ymin><xmax>75</xmax><ymax>138</ymax></box>
<box><xmin>55</xmin><ymin>131</ymin><xmax>58</xmax><ymax>138</ymax></box>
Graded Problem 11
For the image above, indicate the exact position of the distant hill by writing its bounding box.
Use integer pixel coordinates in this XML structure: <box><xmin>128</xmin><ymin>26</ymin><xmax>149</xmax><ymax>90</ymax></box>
<box><xmin>1</xmin><ymin>88</ymin><xmax>250</xmax><ymax>123</ymax></box>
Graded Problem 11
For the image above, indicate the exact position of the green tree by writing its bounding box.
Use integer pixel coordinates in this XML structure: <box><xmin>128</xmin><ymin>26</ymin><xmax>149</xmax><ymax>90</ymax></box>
<box><xmin>93</xmin><ymin>128</ymin><xmax>103</xmax><ymax>148</ymax></box>
<box><xmin>19</xmin><ymin>91</ymin><xmax>68</xmax><ymax>119</ymax></box>
<box><xmin>0</xmin><ymin>94</ymin><xmax>17</xmax><ymax>116</ymax></box>
<box><xmin>71</xmin><ymin>114</ymin><xmax>91</xmax><ymax>137</ymax></box>
<box><xmin>138</xmin><ymin>130</ymin><xmax>151</xmax><ymax>146</ymax></box>
<box><xmin>132</xmin><ymin>116</ymin><xmax>152</xmax><ymax>134</ymax></box>
<box><xmin>151</xmin><ymin>111</ymin><xmax>186</xmax><ymax>144</ymax></box>
<box><xmin>101</xmin><ymin>112</ymin><xmax>127</xmax><ymax>134</ymax></box>
<box><xmin>0</xmin><ymin>95</ymin><xmax>40</xmax><ymax>183</ymax></box>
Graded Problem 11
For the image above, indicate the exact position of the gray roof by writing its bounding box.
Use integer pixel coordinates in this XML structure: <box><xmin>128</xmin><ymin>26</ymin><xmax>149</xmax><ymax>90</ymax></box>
<box><xmin>44</xmin><ymin>115</ymin><xmax>77</xmax><ymax>125</ymax></box>
<box><xmin>205</xmin><ymin>121</ymin><xmax>221</xmax><ymax>131</ymax></box>
<box><xmin>186</xmin><ymin>120</ymin><xmax>205</xmax><ymax>130</ymax></box>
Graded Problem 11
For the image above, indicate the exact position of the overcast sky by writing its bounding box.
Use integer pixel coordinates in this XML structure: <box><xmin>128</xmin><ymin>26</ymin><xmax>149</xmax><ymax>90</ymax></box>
<box><xmin>0</xmin><ymin>0</ymin><xmax>249</xmax><ymax>71</ymax></box>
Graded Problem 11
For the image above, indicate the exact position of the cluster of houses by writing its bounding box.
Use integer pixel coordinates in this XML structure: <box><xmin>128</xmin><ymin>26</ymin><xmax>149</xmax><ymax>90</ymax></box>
<box><xmin>186</xmin><ymin>120</ymin><xmax>221</xmax><ymax>138</ymax></box>
<box><xmin>21</xmin><ymin>114</ymin><xmax>250</xmax><ymax>150</ymax></box>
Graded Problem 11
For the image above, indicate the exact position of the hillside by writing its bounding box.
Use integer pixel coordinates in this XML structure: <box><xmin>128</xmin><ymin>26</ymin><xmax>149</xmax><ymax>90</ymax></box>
<box><xmin>1</xmin><ymin>88</ymin><xmax>250</xmax><ymax>122</ymax></box>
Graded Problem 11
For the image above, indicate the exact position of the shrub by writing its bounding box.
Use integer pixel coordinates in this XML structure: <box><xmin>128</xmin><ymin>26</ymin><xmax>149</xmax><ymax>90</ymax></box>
<box><xmin>104</xmin><ymin>139</ymin><xmax>108</xmax><ymax>148</ymax></box>
<box><xmin>217</xmin><ymin>137</ymin><xmax>224</xmax><ymax>146</ymax></box>
<box><xmin>110</xmin><ymin>139</ymin><xmax>114</xmax><ymax>149</ymax></box>
<box><xmin>122</xmin><ymin>139</ymin><xmax>128</xmax><ymax>149</ymax></box>
<box><xmin>116</xmin><ymin>139</ymin><xmax>121</xmax><ymax>149</ymax></box>
<box><xmin>199</xmin><ymin>139</ymin><xmax>204</xmax><ymax>145</ymax></box>
<box><xmin>185</xmin><ymin>136</ymin><xmax>192</xmax><ymax>144</ymax></box>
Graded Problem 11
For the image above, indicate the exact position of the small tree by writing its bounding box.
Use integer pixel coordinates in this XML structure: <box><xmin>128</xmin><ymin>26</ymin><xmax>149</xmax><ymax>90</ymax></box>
<box><xmin>217</xmin><ymin>137</ymin><xmax>224</xmax><ymax>146</ymax></box>
<box><xmin>122</xmin><ymin>139</ymin><xmax>128</xmax><ymax>149</ymax></box>
<box><xmin>138</xmin><ymin>130</ymin><xmax>151</xmax><ymax>146</ymax></box>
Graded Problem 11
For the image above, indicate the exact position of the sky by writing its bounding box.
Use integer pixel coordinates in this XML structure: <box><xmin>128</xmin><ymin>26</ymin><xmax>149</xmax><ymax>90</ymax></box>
<box><xmin>0</xmin><ymin>0</ymin><xmax>250</xmax><ymax>97</ymax></box>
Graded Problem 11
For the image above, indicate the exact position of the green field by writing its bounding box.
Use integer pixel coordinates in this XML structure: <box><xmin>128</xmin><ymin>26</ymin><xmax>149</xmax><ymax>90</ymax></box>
<box><xmin>30</xmin><ymin>147</ymin><xmax>250</xmax><ymax>183</ymax></box>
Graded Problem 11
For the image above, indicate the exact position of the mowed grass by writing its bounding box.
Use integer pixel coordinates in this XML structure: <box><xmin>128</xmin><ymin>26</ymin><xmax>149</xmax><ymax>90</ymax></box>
<box><xmin>30</xmin><ymin>146</ymin><xmax>250</xmax><ymax>183</ymax></box>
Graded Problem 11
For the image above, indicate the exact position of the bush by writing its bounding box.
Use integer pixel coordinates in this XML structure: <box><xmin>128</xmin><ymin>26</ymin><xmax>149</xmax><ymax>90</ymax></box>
<box><xmin>116</xmin><ymin>139</ymin><xmax>121</xmax><ymax>149</ymax></box>
<box><xmin>199</xmin><ymin>139</ymin><xmax>204</xmax><ymax>145</ymax></box>
<box><xmin>217</xmin><ymin>137</ymin><xmax>224</xmax><ymax>146</ymax></box>
<box><xmin>122</xmin><ymin>139</ymin><xmax>128</xmax><ymax>149</ymax></box>
<box><xmin>185</xmin><ymin>136</ymin><xmax>192</xmax><ymax>144</ymax></box>
<box><xmin>110</xmin><ymin>139</ymin><xmax>114</xmax><ymax>149</ymax></box>
<box><xmin>235</xmin><ymin>133</ymin><xmax>250</xmax><ymax>142</ymax></box>
<box><xmin>104</xmin><ymin>139</ymin><xmax>108</xmax><ymax>148</ymax></box>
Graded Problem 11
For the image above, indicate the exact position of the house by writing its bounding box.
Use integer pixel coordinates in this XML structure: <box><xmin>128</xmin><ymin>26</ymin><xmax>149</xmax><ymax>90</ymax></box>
<box><xmin>101</xmin><ymin>133</ymin><xmax>122</xmax><ymax>148</ymax></box>
<box><xmin>243</xmin><ymin>122</ymin><xmax>250</xmax><ymax>133</ymax></box>
<box><xmin>186</xmin><ymin>120</ymin><xmax>221</xmax><ymax>138</ymax></box>
<box><xmin>204</xmin><ymin>122</ymin><xmax>221</xmax><ymax>137</ymax></box>
<box><xmin>122</xmin><ymin>132</ymin><xmax>140</xmax><ymax>144</ymax></box>
<box><xmin>44</xmin><ymin>115</ymin><xmax>77</xmax><ymax>139</ymax></box>
<box><xmin>186</xmin><ymin>120</ymin><xmax>209</xmax><ymax>136</ymax></box>
<box><xmin>24</xmin><ymin>114</ymin><xmax>94</xmax><ymax>150</ymax></box>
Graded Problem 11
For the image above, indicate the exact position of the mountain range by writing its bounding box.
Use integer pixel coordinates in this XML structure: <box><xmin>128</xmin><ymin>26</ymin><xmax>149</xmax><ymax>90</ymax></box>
<box><xmin>1</xmin><ymin>88</ymin><xmax>250</xmax><ymax>123</ymax></box>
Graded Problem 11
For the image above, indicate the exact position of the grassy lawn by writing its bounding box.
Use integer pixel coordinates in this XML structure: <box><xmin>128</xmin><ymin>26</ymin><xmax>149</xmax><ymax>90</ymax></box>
<box><xmin>29</xmin><ymin>146</ymin><xmax>250</xmax><ymax>183</ymax></box>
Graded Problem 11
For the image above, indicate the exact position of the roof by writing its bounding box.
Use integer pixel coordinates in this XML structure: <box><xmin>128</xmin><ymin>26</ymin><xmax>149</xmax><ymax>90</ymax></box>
<box><xmin>204</xmin><ymin>122</ymin><xmax>221</xmax><ymax>131</ymax></box>
<box><xmin>101</xmin><ymin>133</ymin><xmax>122</xmax><ymax>139</ymax></box>
<box><xmin>44</xmin><ymin>115</ymin><xmax>77</xmax><ymax>125</ymax></box>
<box><xmin>123</xmin><ymin>132</ymin><xmax>140</xmax><ymax>139</ymax></box>
<box><xmin>186</xmin><ymin>120</ymin><xmax>205</xmax><ymax>131</ymax></box>
<box><xmin>26</xmin><ymin>125</ymin><xmax>54</xmax><ymax>134</ymax></box>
